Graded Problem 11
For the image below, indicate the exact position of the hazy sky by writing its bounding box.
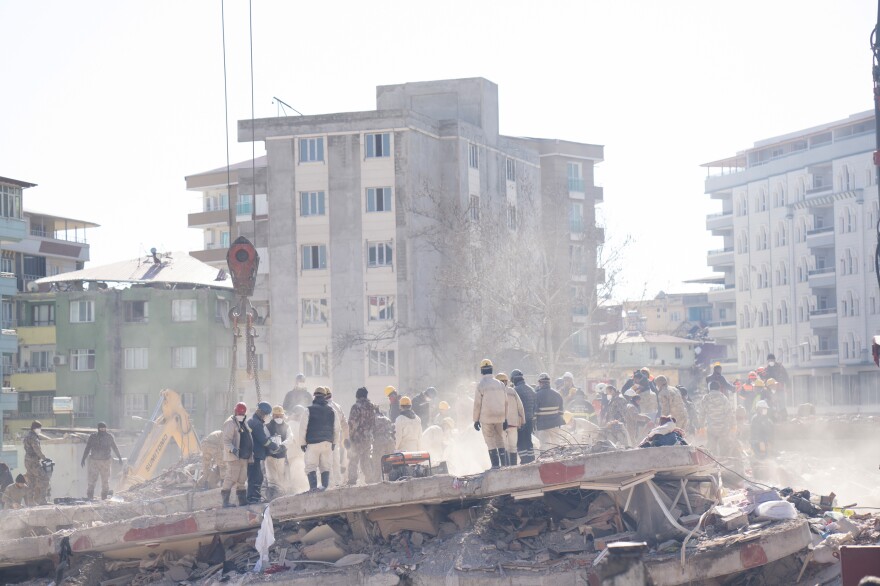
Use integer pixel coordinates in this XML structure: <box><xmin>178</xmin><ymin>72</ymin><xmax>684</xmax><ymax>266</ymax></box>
<box><xmin>0</xmin><ymin>0</ymin><xmax>874</xmax><ymax>300</ymax></box>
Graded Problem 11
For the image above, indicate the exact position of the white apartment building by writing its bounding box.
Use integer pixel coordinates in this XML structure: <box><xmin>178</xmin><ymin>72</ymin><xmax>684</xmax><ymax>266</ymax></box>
<box><xmin>703</xmin><ymin>110</ymin><xmax>880</xmax><ymax>410</ymax></box>
<box><xmin>187</xmin><ymin>78</ymin><xmax>605</xmax><ymax>406</ymax></box>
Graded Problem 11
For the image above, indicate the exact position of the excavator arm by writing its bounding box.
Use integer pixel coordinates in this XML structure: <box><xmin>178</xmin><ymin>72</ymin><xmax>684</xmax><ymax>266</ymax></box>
<box><xmin>120</xmin><ymin>389</ymin><xmax>201</xmax><ymax>490</ymax></box>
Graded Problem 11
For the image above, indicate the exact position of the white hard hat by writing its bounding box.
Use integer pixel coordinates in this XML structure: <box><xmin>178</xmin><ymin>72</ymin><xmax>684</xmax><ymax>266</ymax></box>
<box><xmin>624</xmin><ymin>388</ymin><xmax>637</xmax><ymax>398</ymax></box>
<box><xmin>756</xmin><ymin>400</ymin><xmax>769</xmax><ymax>410</ymax></box>
<box><xmin>596</xmin><ymin>383</ymin><xmax>608</xmax><ymax>392</ymax></box>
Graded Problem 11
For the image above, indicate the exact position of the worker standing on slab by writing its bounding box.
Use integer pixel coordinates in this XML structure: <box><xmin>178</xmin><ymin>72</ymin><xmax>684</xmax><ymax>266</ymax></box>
<box><xmin>264</xmin><ymin>406</ymin><xmax>291</xmax><ymax>500</ymax></box>
<box><xmin>325</xmin><ymin>388</ymin><xmax>349</xmax><ymax>487</ymax></box>
<box><xmin>496</xmin><ymin>373</ymin><xmax>525</xmax><ymax>466</ymax></box>
<box><xmin>750</xmin><ymin>400</ymin><xmax>775</xmax><ymax>459</ymax></box>
<box><xmin>655</xmin><ymin>376</ymin><xmax>689</xmax><ymax>432</ymax></box>
<box><xmin>384</xmin><ymin>386</ymin><xmax>400</xmax><ymax>422</ymax></box>
<box><xmin>221</xmin><ymin>402</ymin><xmax>253</xmax><ymax>507</ymax></box>
<box><xmin>348</xmin><ymin>387</ymin><xmax>379</xmax><ymax>485</ymax></box>
<box><xmin>247</xmin><ymin>402</ymin><xmax>280</xmax><ymax>503</ymax></box>
<box><xmin>2</xmin><ymin>474</ymin><xmax>28</xmax><ymax>509</ymax></box>
<box><xmin>80</xmin><ymin>422</ymin><xmax>123</xmax><ymax>500</ymax></box>
<box><xmin>411</xmin><ymin>387</ymin><xmax>437</xmax><ymax>430</ymax></box>
<box><xmin>199</xmin><ymin>430</ymin><xmax>226</xmax><ymax>488</ymax></box>
<box><xmin>433</xmin><ymin>400</ymin><xmax>451</xmax><ymax>426</ymax></box>
<box><xmin>473</xmin><ymin>359</ymin><xmax>509</xmax><ymax>469</ymax></box>
<box><xmin>394</xmin><ymin>396</ymin><xmax>423</xmax><ymax>451</ymax></box>
<box><xmin>23</xmin><ymin>420</ymin><xmax>51</xmax><ymax>505</ymax></box>
<box><xmin>511</xmin><ymin>369</ymin><xmax>537</xmax><ymax>464</ymax></box>
<box><xmin>534</xmin><ymin>373</ymin><xmax>567</xmax><ymax>453</ymax></box>
<box><xmin>701</xmin><ymin>382</ymin><xmax>735</xmax><ymax>457</ymax></box>
<box><xmin>299</xmin><ymin>387</ymin><xmax>337</xmax><ymax>492</ymax></box>
<box><xmin>282</xmin><ymin>373</ymin><xmax>311</xmax><ymax>413</ymax></box>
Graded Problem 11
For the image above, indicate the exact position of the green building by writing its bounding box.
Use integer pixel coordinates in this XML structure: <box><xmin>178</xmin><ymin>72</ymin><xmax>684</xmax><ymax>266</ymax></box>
<box><xmin>38</xmin><ymin>252</ymin><xmax>235</xmax><ymax>433</ymax></box>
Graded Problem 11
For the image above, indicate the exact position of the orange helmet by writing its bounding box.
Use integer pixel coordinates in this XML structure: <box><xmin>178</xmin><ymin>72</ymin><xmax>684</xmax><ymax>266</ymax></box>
<box><xmin>234</xmin><ymin>402</ymin><xmax>248</xmax><ymax>415</ymax></box>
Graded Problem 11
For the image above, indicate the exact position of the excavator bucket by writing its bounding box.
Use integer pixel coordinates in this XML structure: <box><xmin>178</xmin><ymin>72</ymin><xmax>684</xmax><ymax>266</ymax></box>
<box><xmin>226</xmin><ymin>236</ymin><xmax>260</xmax><ymax>298</ymax></box>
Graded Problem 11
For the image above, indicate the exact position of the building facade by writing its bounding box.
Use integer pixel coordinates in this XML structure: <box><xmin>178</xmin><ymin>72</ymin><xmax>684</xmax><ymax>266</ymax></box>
<box><xmin>188</xmin><ymin>78</ymin><xmax>605</xmax><ymax>406</ymax></box>
<box><xmin>703</xmin><ymin>111</ymin><xmax>880</xmax><ymax>410</ymax></box>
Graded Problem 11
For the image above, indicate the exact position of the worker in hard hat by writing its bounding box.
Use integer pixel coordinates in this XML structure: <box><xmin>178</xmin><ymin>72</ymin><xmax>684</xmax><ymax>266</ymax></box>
<box><xmin>247</xmin><ymin>402</ymin><xmax>281</xmax><ymax>503</ymax></box>
<box><xmin>561</xmin><ymin>411</ymin><xmax>601</xmax><ymax>446</ymax></box>
<box><xmin>221</xmin><ymin>402</ymin><xmax>253</xmax><ymax>507</ymax></box>
<box><xmin>473</xmin><ymin>359</ymin><xmax>509</xmax><ymax>469</ymax></box>
<box><xmin>385</xmin><ymin>385</ymin><xmax>400</xmax><ymax>422</ymax></box>
<box><xmin>433</xmin><ymin>400</ymin><xmax>451</xmax><ymax>426</ymax></box>
<box><xmin>394</xmin><ymin>396</ymin><xmax>423</xmax><ymax>451</ymax></box>
<box><xmin>750</xmin><ymin>400</ymin><xmax>775</xmax><ymax>459</ymax></box>
<box><xmin>411</xmin><ymin>387</ymin><xmax>437</xmax><ymax>431</ymax></box>
<box><xmin>422</xmin><ymin>417</ymin><xmax>455</xmax><ymax>465</ymax></box>
<box><xmin>496</xmin><ymin>373</ymin><xmax>525</xmax><ymax>466</ymax></box>
<box><xmin>298</xmin><ymin>387</ymin><xmax>338</xmax><ymax>492</ymax></box>
<box><xmin>534</xmin><ymin>373</ymin><xmax>567</xmax><ymax>452</ymax></box>
<box><xmin>199</xmin><ymin>430</ymin><xmax>226</xmax><ymax>489</ymax></box>
<box><xmin>264</xmin><ymin>405</ymin><xmax>291</xmax><ymax>499</ymax></box>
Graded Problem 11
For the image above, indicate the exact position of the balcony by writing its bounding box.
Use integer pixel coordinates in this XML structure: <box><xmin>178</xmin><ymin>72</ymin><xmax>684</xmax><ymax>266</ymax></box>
<box><xmin>707</xmin><ymin>284</ymin><xmax>736</xmax><ymax>303</ymax></box>
<box><xmin>0</xmin><ymin>216</ymin><xmax>26</xmax><ymax>242</ymax></box>
<box><xmin>0</xmin><ymin>329</ymin><xmax>16</xmax><ymax>354</ymax></box>
<box><xmin>188</xmin><ymin>209</ymin><xmax>229</xmax><ymax>229</ymax></box>
<box><xmin>806</xmin><ymin>225</ymin><xmax>834</xmax><ymax>249</ymax></box>
<box><xmin>585</xmin><ymin>185</ymin><xmax>603</xmax><ymax>202</ymax></box>
<box><xmin>190</xmin><ymin>248</ymin><xmax>228</xmax><ymax>265</ymax></box>
<box><xmin>809</xmin><ymin>306</ymin><xmax>838</xmax><ymax>329</ymax></box>
<box><xmin>16</xmin><ymin>325</ymin><xmax>56</xmax><ymax>346</ymax></box>
<box><xmin>806</xmin><ymin>183</ymin><xmax>832</xmax><ymax>196</ymax></box>
<box><xmin>236</xmin><ymin>201</ymin><xmax>253</xmax><ymax>217</ymax></box>
<box><xmin>568</xmin><ymin>177</ymin><xmax>585</xmax><ymax>193</ymax></box>
<box><xmin>10</xmin><ymin>370</ymin><xmax>56</xmax><ymax>392</ymax></box>
<box><xmin>707</xmin><ymin>247</ymin><xmax>734</xmax><ymax>269</ymax></box>
<box><xmin>706</xmin><ymin>211</ymin><xmax>734</xmax><ymax>232</ymax></box>
<box><xmin>808</xmin><ymin>348</ymin><xmax>838</xmax><ymax>368</ymax></box>
<box><xmin>0</xmin><ymin>272</ymin><xmax>15</xmax><ymax>297</ymax></box>
<box><xmin>807</xmin><ymin>266</ymin><xmax>836</xmax><ymax>289</ymax></box>
<box><xmin>707</xmin><ymin>321</ymin><xmax>737</xmax><ymax>340</ymax></box>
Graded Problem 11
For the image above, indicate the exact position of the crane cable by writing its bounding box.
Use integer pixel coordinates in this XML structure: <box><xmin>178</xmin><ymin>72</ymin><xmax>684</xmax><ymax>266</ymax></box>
<box><xmin>871</xmin><ymin>3</ymin><xmax>880</xmax><ymax>292</ymax></box>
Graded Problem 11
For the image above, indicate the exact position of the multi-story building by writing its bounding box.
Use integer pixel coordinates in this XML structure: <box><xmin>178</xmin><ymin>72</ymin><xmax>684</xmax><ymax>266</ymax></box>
<box><xmin>623</xmin><ymin>291</ymin><xmax>713</xmax><ymax>338</ymax></box>
<box><xmin>187</xmin><ymin>78</ymin><xmax>605</xmax><ymax>405</ymax></box>
<box><xmin>703</xmin><ymin>110</ymin><xmax>880</xmax><ymax>410</ymax></box>
<box><xmin>36</xmin><ymin>252</ymin><xmax>235</xmax><ymax>432</ymax></box>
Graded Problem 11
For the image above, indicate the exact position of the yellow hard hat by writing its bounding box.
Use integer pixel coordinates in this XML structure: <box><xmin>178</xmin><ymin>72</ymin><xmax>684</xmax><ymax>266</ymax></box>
<box><xmin>438</xmin><ymin>401</ymin><xmax>450</xmax><ymax>411</ymax></box>
<box><xmin>442</xmin><ymin>417</ymin><xmax>456</xmax><ymax>430</ymax></box>
<box><xmin>399</xmin><ymin>396</ymin><xmax>413</xmax><ymax>407</ymax></box>
<box><xmin>495</xmin><ymin>372</ymin><xmax>509</xmax><ymax>383</ymax></box>
<box><xmin>765</xmin><ymin>378</ymin><xmax>777</xmax><ymax>387</ymax></box>
<box><xmin>272</xmin><ymin>405</ymin><xmax>285</xmax><ymax>417</ymax></box>
<box><xmin>563</xmin><ymin>411</ymin><xmax>573</xmax><ymax>424</ymax></box>
<box><xmin>384</xmin><ymin>385</ymin><xmax>397</xmax><ymax>396</ymax></box>
<box><xmin>754</xmin><ymin>379</ymin><xmax>766</xmax><ymax>388</ymax></box>
<box><xmin>480</xmin><ymin>358</ymin><xmax>493</xmax><ymax>368</ymax></box>
<box><xmin>314</xmin><ymin>386</ymin><xmax>329</xmax><ymax>396</ymax></box>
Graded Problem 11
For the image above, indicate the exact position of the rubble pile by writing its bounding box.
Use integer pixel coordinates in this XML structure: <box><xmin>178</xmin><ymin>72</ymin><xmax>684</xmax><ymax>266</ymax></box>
<box><xmin>117</xmin><ymin>455</ymin><xmax>203</xmax><ymax>501</ymax></box>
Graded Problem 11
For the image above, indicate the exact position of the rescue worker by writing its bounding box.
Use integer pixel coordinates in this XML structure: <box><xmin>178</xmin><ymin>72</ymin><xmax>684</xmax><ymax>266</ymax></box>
<box><xmin>638</xmin><ymin>416</ymin><xmax>688</xmax><ymax>448</ymax></box>
<box><xmin>247</xmin><ymin>402</ymin><xmax>280</xmax><ymax>503</ymax></box>
<box><xmin>565</xmin><ymin>388</ymin><xmax>594</xmax><ymax>422</ymax></box>
<box><xmin>394</xmin><ymin>396</ymin><xmax>423</xmax><ymax>451</ymax></box>
<box><xmin>385</xmin><ymin>386</ymin><xmax>400</xmax><ymax>422</ymax></box>
<box><xmin>705</xmin><ymin>362</ymin><xmax>735</xmax><ymax>394</ymax></box>
<box><xmin>411</xmin><ymin>387</ymin><xmax>437</xmax><ymax>430</ymax></box>
<box><xmin>562</xmin><ymin>411</ymin><xmax>601</xmax><ymax>445</ymax></box>
<box><xmin>655</xmin><ymin>376</ymin><xmax>689</xmax><ymax>431</ymax></box>
<box><xmin>348</xmin><ymin>387</ymin><xmax>379</xmax><ymax>485</ymax></box>
<box><xmin>497</xmin><ymin>373</ymin><xmax>526</xmax><ymax>466</ymax></box>
<box><xmin>511</xmin><ymin>369</ymin><xmax>537</xmax><ymax>464</ymax></box>
<box><xmin>534</xmin><ymin>372</ymin><xmax>567</xmax><ymax>452</ymax></box>
<box><xmin>473</xmin><ymin>359</ymin><xmax>509</xmax><ymax>469</ymax></box>
<box><xmin>764</xmin><ymin>354</ymin><xmax>789</xmax><ymax>415</ymax></box>
<box><xmin>372</xmin><ymin>413</ymin><xmax>396</xmax><ymax>480</ymax></box>
<box><xmin>299</xmin><ymin>387</ymin><xmax>337</xmax><ymax>492</ymax></box>
<box><xmin>701</xmin><ymin>382</ymin><xmax>735</xmax><ymax>457</ymax></box>
<box><xmin>265</xmin><ymin>405</ymin><xmax>291</xmax><ymax>499</ymax></box>
<box><xmin>677</xmin><ymin>386</ymin><xmax>699</xmax><ymax>434</ymax></box>
<box><xmin>0</xmin><ymin>462</ymin><xmax>13</xmax><ymax>494</ymax></box>
<box><xmin>221</xmin><ymin>402</ymin><xmax>253</xmax><ymax>507</ymax></box>
<box><xmin>286</xmin><ymin>405</ymin><xmax>309</xmax><ymax>493</ymax></box>
<box><xmin>764</xmin><ymin>378</ymin><xmax>787</xmax><ymax>421</ymax></box>
<box><xmin>80</xmin><ymin>422</ymin><xmax>123</xmax><ymax>500</ymax></box>
<box><xmin>433</xmin><ymin>400</ymin><xmax>451</xmax><ymax>426</ymax></box>
<box><xmin>559</xmin><ymin>372</ymin><xmax>578</xmax><ymax>402</ymax></box>
<box><xmin>452</xmin><ymin>385</ymin><xmax>475</xmax><ymax>430</ymax></box>
<box><xmin>623</xmin><ymin>391</ymin><xmax>651</xmax><ymax>447</ymax></box>
<box><xmin>421</xmin><ymin>417</ymin><xmax>455</xmax><ymax>464</ymax></box>
<box><xmin>750</xmin><ymin>400</ymin><xmax>775</xmax><ymax>459</ymax></box>
<box><xmin>2</xmin><ymin>474</ymin><xmax>28</xmax><ymax>510</ymax></box>
<box><xmin>601</xmin><ymin>385</ymin><xmax>628</xmax><ymax>425</ymax></box>
<box><xmin>325</xmin><ymin>387</ymin><xmax>349</xmax><ymax>486</ymax></box>
<box><xmin>23</xmin><ymin>420</ymin><xmax>51</xmax><ymax>505</ymax></box>
<box><xmin>199</xmin><ymin>430</ymin><xmax>226</xmax><ymax>488</ymax></box>
<box><xmin>282</xmin><ymin>373</ymin><xmax>311</xmax><ymax>412</ymax></box>
<box><xmin>636</xmin><ymin>381</ymin><xmax>660</xmax><ymax>422</ymax></box>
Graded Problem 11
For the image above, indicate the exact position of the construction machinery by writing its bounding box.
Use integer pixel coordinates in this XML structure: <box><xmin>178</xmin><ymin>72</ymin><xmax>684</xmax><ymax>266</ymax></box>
<box><xmin>380</xmin><ymin>451</ymin><xmax>435</xmax><ymax>481</ymax></box>
<box><xmin>120</xmin><ymin>389</ymin><xmax>201</xmax><ymax>490</ymax></box>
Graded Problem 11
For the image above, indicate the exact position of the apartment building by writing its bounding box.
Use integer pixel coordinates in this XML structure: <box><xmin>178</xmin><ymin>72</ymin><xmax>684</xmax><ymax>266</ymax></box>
<box><xmin>187</xmin><ymin>78</ymin><xmax>605</xmax><ymax>405</ymax></box>
<box><xmin>622</xmin><ymin>291</ymin><xmax>713</xmax><ymax>338</ymax></box>
<box><xmin>703</xmin><ymin>111</ymin><xmax>880</xmax><ymax>410</ymax></box>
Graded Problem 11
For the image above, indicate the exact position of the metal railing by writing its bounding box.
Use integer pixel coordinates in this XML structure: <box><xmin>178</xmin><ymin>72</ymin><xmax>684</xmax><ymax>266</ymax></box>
<box><xmin>807</xmin><ymin>226</ymin><xmax>833</xmax><ymax>236</ymax></box>
<box><xmin>707</xmin><ymin>211</ymin><xmax>733</xmax><ymax>218</ymax></box>
<box><xmin>808</xmin><ymin>266</ymin><xmax>835</xmax><ymax>276</ymax></box>
<box><xmin>708</xmin><ymin>321</ymin><xmax>736</xmax><ymax>327</ymax></box>
<box><xmin>568</xmin><ymin>178</ymin><xmax>585</xmax><ymax>192</ymax></box>
<box><xmin>809</xmin><ymin>307</ymin><xmax>836</xmax><ymax>316</ymax></box>
<box><xmin>236</xmin><ymin>202</ymin><xmax>253</xmax><ymax>215</ymax></box>
<box><xmin>708</xmin><ymin>247</ymin><xmax>734</xmax><ymax>255</ymax></box>
<box><xmin>812</xmin><ymin>348</ymin><xmax>839</xmax><ymax>356</ymax></box>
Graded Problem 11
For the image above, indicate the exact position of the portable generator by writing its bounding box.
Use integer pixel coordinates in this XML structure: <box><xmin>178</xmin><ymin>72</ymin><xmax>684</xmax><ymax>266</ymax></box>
<box><xmin>380</xmin><ymin>451</ymin><xmax>433</xmax><ymax>481</ymax></box>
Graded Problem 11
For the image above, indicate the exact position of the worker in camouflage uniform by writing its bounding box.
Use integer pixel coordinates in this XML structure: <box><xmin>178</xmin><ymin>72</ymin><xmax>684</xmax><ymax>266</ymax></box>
<box><xmin>23</xmin><ymin>421</ymin><xmax>51</xmax><ymax>505</ymax></box>
<box><xmin>81</xmin><ymin>422</ymin><xmax>123</xmax><ymax>500</ymax></box>
<box><xmin>655</xmin><ymin>376</ymin><xmax>689</xmax><ymax>432</ymax></box>
<box><xmin>600</xmin><ymin>384</ymin><xmax>628</xmax><ymax>425</ymax></box>
<box><xmin>347</xmin><ymin>387</ymin><xmax>379</xmax><ymax>485</ymax></box>
<box><xmin>200</xmin><ymin>430</ymin><xmax>226</xmax><ymax>488</ymax></box>
<box><xmin>2</xmin><ymin>474</ymin><xmax>29</xmax><ymax>510</ymax></box>
<box><xmin>701</xmin><ymin>381</ymin><xmax>735</xmax><ymax>457</ymax></box>
<box><xmin>372</xmin><ymin>413</ymin><xmax>396</xmax><ymax>480</ymax></box>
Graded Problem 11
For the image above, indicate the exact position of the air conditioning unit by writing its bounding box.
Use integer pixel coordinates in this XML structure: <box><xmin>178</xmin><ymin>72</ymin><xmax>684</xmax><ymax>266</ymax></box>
<box><xmin>53</xmin><ymin>355</ymin><xmax>67</xmax><ymax>366</ymax></box>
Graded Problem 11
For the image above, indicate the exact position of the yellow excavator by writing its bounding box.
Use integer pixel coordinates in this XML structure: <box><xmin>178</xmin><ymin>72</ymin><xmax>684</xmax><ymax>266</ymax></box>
<box><xmin>120</xmin><ymin>389</ymin><xmax>201</xmax><ymax>490</ymax></box>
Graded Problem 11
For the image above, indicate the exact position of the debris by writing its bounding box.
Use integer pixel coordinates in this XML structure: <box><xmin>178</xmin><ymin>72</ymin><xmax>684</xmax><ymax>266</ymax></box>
<box><xmin>302</xmin><ymin>537</ymin><xmax>348</xmax><ymax>562</ymax></box>
<box><xmin>165</xmin><ymin>564</ymin><xmax>190</xmax><ymax>581</ymax></box>
<box><xmin>812</xmin><ymin>532</ymin><xmax>854</xmax><ymax>564</ymax></box>
<box><xmin>253</xmin><ymin>506</ymin><xmax>275</xmax><ymax>572</ymax></box>
<box><xmin>720</xmin><ymin>510</ymin><xmax>749</xmax><ymax>531</ymax></box>
<box><xmin>334</xmin><ymin>553</ymin><xmax>370</xmax><ymax>567</ymax></box>
<box><xmin>367</xmin><ymin>504</ymin><xmax>443</xmax><ymax>539</ymax></box>
<box><xmin>301</xmin><ymin>523</ymin><xmax>342</xmax><ymax>546</ymax></box>
<box><xmin>515</xmin><ymin>520</ymin><xmax>547</xmax><ymax>538</ymax></box>
<box><xmin>594</xmin><ymin>531</ymin><xmax>638</xmax><ymax>550</ymax></box>
<box><xmin>410</xmin><ymin>532</ymin><xmax>424</xmax><ymax>547</ymax></box>
<box><xmin>447</xmin><ymin>508</ymin><xmax>476</xmax><ymax>531</ymax></box>
<box><xmin>754</xmin><ymin>500</ymin><xmax>798</xmax><ymax>520</ymax></box>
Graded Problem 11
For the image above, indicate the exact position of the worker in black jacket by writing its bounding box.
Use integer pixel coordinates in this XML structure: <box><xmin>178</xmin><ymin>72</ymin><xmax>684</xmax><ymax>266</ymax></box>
<box><xmin>511</xmin><ymin>369</ymin><xmax>537</xmax><ymax>463</ymax></box>
<box><xmin>297</xmin><ymin>387</ymin><xmax>337</xmax><ymax>491</ymax></box>
<box><xmin>247</xmin><ymin>402</ymin><xmax>280</xmax><ymax>503</ymax></box>
<box><xmin>534</xmin><ymin>373</ymin><xmax>566</xmax><ymax>452</ymax></box>
<box><xmin>411</xmin><ymin>387</ymin><xmax>437</xmax><ymax>430</ymax></box>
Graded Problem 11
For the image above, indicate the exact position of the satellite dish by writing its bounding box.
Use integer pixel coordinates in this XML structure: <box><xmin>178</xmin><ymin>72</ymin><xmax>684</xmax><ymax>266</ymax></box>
<box><xmin>26</xmin><ymin>281</ymin><xmax>38</xmax><ymax>292</ymax></box>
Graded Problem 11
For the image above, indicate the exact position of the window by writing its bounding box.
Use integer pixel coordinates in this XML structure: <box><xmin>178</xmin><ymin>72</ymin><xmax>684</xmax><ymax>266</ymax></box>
<box><xmin>221</xmin><ymin>231</ymin><xmax>230</xmax><ymax>247</ymax></box>
<box><xmin>570</xmin><ymin>202</ymin><xmax>584</xmax><ymax>233</ymax></box>
<box><xmin>368</xmin><ymin>295</ymin><xmax>394</xmax><ymax>321</ymax></box>
<box><xmin>236</xmin><ymin>194</ymin><xmax>252</xmax><ymax>215</ymax></box>
<box><xmin>300</xmin><ymin>191</ymin><xmax>326</xmax><ymax>217</ymax></box>
<box><xmin>124</xmin><ymin>394</ymin><xmax>148</xmax><ymax>418</ymax></box>
<box><xmin>365</xmin><ymin>133</ymin><xmax>391</xmax><ymax>158</ymax></box>
<box><xmin>124</xmin><ymin>301</ymin><xmax>149</xmax><ymax>323</ymax></box>
<box><xmin>70</xmin><ymin>300</ymin><xmax>95</xmax><ymax>323</ymax></box>
<box><xmin>776</xmin><ymin>223</ymin><xmax>787</xmax><ymax>247</ymax></box>
<box><xmin>172</xmin><ymin>299</ymin><xmax>197</xmax><ymax>322</ymax></box>
<box><xmin>506</xmin><ymin>158</ymin><xmax>516</xmax><ymax>182</ymax></box>
<box><xmin>368</xmin><ymin>242</ymin><xmax>393</xmax><ymax>268</ymax></box>
<box><xmin>468</xmin><ymin>143</ymin><xmax>479</xmax><ymax>169</ymax></box>
<box><xmin>31</xmin><ymin>395</ymin><xmax>52</xmax><ymax>415</ymax></box>
<box><xmin>171</xmin><ymin>346</ymin><xmax>197</xmax><ymax>369</ymax></box>
<box><xmin>302</xmin><ymin>298</ymin><xmax>329</xmax><ymax>324</ymax></box>
<box><xmin>366</xmin><ymin>187</ymin><xmax>392</xmax><ymax>212</ymax></box>
<box><xmin>369</xmin><ymin>349</ymin><xmax>395</xmax><ymax>376</ymax></box>
<box><xmin>215</xmin><ymin>299</ymin><xmax>229</xmax><ymax>324</ymax></box>
<box><xmin>649</xmin><ymin>347</ymin><xmax>658</xmax><ymax>360</ymax></box>
<box><xmin>302</xmin><ymin>245</ymin><xmax>327</xmax><ymax>270</ymax></box>
<box><xmin>0</xmin><ymin>184</ymin><xmax>23</xmax><ymax>219</ymax></box>
<box><xmin>31</xmin><ymin>303</ymin><xmax>54</xmax><ymax>326</ymax></box>
<box><xmin>73</xmin><ymin>395</ymin><xmax>94</xmax><ymax>417</ymax></box>
<box><xmin>237</xmin><ymin>352</ymin><xmax>266</xmax><ymax>371</ymax></box>
<box><xmin>299</xmin><ymin>137</ymin><xmax>324</xmax><ymax>163</ymax></box>
<box><xmin>215</xmin><ymin>347</ymin><xmax>231</xmax><ymax>368</ymax></box>
<box><xmin>303</xmin><ymin>352</ymin><xmax>328</xmax><ymax>377</ymax></box>
<box><xmin>28</xmin><ymin>350</ymin><xmax>52</xmax><ymax>372</ymax></box>
<box><xmin>674</xmin><ymin>347</ymin><xmax>683</xmax><ymax>359</ymax></box>
<box><xmin>469</xmin><ymin>195</ymin><xmax>480</xmax><ymax>222</ymax></box>
<box><xmin>507</xmin><ymin>205</ymin><xmax>517</xmax><ymax>230</ymax></box>
<box><xmin>181</xmin><ymin>392</ymin><xmax>196</xmax><ymax>414</ymax></box>
<box><xmin>124</xmin><ymin>347</ymin><xmax>149</xmax><ymax>370</ymax></box>
<box><xmin>71</xmin><ymin>349</ymin><xmax>96</xmax><ymax>371</ymax></box>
